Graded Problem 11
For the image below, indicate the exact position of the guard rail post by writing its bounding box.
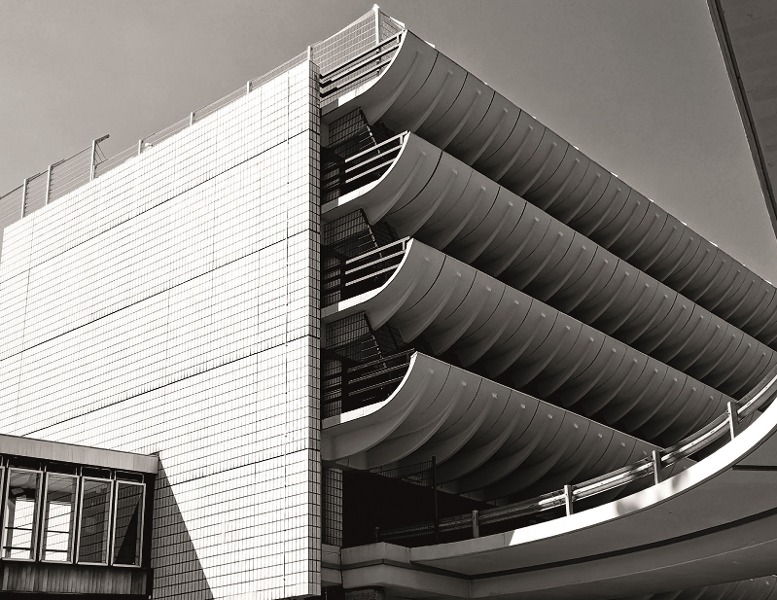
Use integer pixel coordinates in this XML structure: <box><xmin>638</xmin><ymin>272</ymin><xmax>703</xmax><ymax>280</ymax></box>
<box><xmin>90</xmin><ymin>134</ymin><xmax>109</xmax><ymax>181</ymax></box>
<box><xmin>45</xmin><ymin>164</ymin><xmax>53</xmax><ymax>204</ymax></box>
<box><xmin>727</xmin><ymin>401</ymin><xmax>740</xmax><ymax>440</ymax></box>
<box><xmin>652</xmin><ymin>450</ymin><xmax>664</xmax><ymax>485</ymax></box>
<box><xmin>20</xmin><ymin>177</ymin><xmax>29</xmax><ymax>218</ymax></box>
<box><xmin>564</xmin><ymin>484</ymin><xmax>574</xmax><ymax>516</ymax></box>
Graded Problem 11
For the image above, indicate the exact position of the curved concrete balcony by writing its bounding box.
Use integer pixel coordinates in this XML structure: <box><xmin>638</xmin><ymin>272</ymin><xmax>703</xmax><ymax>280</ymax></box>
<box><xmin>322</xmin><ymin>352</ymin><xmax>689</xmax><ymax>503</ymax></box>
<box><xmin>336</xmin><ymin>369</ymin><xmax>777</xmax><ymax>600</ymax></box>
<box><xmin>321</xmin><ymin>29</ymin><xmax>777</xmax><ymax>349</ymax></box>
<box><xmin>322</xmin><ymin>133</ymin><xmax>777</xmax><ymax>397</ymax></box>
<box><xmin>323</xmin><ymin>239</ymin><xmax>746</xmax><ymax>445</ymax></box>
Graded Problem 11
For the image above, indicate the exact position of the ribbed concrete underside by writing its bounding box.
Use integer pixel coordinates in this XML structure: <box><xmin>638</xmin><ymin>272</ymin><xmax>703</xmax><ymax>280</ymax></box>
<box><xmin>324</xmin><ymin>133</ymin><xmax>777</xmax><ymax>399</ymax></box>
<box><xmin>324</xmin><ymin>31</ymin><xmax>777</xmax><ymax>350</ymax></box>
<box><xmin>323</xmin><ymin>352</ymin><xmax>688</xmax><ymax>501</ymax></box>
<box><xmin>325</xmin><ymin>240</ymin><xmax>733</xmax><ymax>444</ymax></box>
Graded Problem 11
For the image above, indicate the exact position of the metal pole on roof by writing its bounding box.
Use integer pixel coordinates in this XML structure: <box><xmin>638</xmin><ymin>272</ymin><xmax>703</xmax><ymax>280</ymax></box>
<box><xmin>45</xmin><ymin>164</ymin><xmax>53</xmax><ymax>204</ymax></box>
<box><xmin>20</xmin><ymin>177</ymin><xmax>28</xmax><ymax>218</ymax></box>
<box><xmin>90</xmin><ymin>134</ymin><xmax>109</xmax><ymax>181</ymax></box>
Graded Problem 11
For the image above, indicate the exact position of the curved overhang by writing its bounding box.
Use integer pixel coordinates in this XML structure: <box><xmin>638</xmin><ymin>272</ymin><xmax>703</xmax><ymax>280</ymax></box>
<box><xmin>323</xmin><ymin>239</ymin><xmax>736</xmax><ymax>444</ymax></box>
<box><xmin>339</xmin><ymin>371</ymin><xmax>777</xmax><ymax>599</ymax></box>
<box><xmin>321</xmin><ymin>352</ymin><xmax>681</xmax><ymax>501</ymax></box>
<box><xmin>322</xmin><ymin>29</ymin><xmax>777</xmax><ymax>349</ymax></box>
<box><xmin>323</xmin><ymin>132</ymin><xmax>777</xmax><ymax>398</ymax></box>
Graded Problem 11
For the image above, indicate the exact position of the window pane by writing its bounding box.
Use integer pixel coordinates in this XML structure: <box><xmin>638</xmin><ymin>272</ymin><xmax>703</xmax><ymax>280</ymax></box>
<box><xmin>113</xmin><ymin>482</ymin><xmax>144</xmax><ymax>566</ymax></box>
<box><xmin>42</xmin><ymin>474</ymin><xmax>78</xmax><ymax>562</ymax></box>
<box><xmin>2</xmin><ymin>469</ymin><xmax>42</xmax><ymax>560</ymax></box>
<box><xmin>78</xmin><ymin>478</ymin><xmax>112</xmax><ymax>564</ymax></box>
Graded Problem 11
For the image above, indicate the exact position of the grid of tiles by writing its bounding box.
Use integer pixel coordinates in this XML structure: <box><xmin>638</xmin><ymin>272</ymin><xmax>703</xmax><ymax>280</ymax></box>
<box><xmin>322</xmin><ymin>468</ymin><xmax>343</xmax><ymax>546</ymax></box>
<box><xmin>0</xmin><ymin>62</ymin><xmax>321</xmax><ymax>599</ymax></box>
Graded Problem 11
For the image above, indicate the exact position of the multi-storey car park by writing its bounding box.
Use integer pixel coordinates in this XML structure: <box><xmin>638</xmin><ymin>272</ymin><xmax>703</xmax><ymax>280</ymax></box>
<box><xmin>2</xmin><ymin>5</ymin><xmax>777</xmax><ymax>600</ymax></box>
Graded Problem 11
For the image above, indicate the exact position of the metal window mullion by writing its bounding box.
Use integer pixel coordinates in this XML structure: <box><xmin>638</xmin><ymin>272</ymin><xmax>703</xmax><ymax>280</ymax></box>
<box><xmin>137</xmin><ymin>483</ymin><xmax>146</xmax><ymax>567</ymax></box>
<box><xmin>108</xmin><ymin>474</ymin><xmax>118</xmax><ymax>566</ymax></box>
<box><xmin>104</xmin><ymin>478</ymin><xmax>115</xmax><ymax>565</ymax></box>
<box><xmin>73</xmin><ymin>469</ymin><xmax>83</xmax><ymax>564</ymax></box>
<box><xmin>0</xmin><ymin>459</ymin><xmax>7</xmax><ymax>558</ymax></box>
<box><xmin>35</xmin><ymin>468</ymin><xmax>48</xmax><ymax>562</ymax></box>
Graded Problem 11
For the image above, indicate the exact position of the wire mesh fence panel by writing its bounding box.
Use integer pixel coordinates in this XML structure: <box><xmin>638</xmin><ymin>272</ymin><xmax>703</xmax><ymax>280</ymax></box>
<box><xmin>313</xmin><ymin>11</ymin><xmax>376</xmax><ymax>75</ymax></box>
<box><xmin>48</xmin><ymin>148</ymin><xmax>92</xmax><ymax>205</ymax></box>
<box><xmin>378</xmin><ymin>10</ymin><xmax>404</xmax><ymax>41</ymax></box>
<box><xmin>319</xmin><ymin>34</ymin><xmax>401</xmax><ymax>106</ymax></box>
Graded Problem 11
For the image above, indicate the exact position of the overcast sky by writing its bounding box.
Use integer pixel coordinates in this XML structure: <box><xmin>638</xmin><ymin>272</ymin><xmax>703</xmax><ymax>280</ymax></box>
<box><xmin>2</xmin><ymin>0</ymin><xmax>775</xmax><ymax>281</ymax></box>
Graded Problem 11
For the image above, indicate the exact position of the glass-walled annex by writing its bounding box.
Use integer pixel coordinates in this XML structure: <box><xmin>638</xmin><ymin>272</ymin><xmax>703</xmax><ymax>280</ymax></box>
<box><xmin>0</xmin><ymin>457</ymin><xmax>149</xmax><ymax>568</ymax></box>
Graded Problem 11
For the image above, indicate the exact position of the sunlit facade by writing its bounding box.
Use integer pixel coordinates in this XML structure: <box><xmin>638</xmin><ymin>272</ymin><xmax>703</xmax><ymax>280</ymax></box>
<box><xmin>2</xmin><ymin>7</ymin><xmax>777</xmax><ymax>600</ymax></box>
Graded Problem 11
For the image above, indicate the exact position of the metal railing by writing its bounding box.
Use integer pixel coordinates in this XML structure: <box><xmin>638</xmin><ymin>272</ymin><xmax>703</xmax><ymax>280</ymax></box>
<box><xmin>0</xmin><ymin>6</ymin><xmax>404</xmax><ymax>230</ymax></box>
<box><xmin>0</xmin><ymin>51</ymin><xmax>307</xmax><ymax>224</ymax></box>
<box><xmin>1</xmin><ymin>13</ymin><xmax>403</xmax><ymax>225</ymax></box>
<box><xmin>320</xmin><ymin>31</ymin><xmax>403</xmax><ymax>104</ymax></box>
<box><xmin>323</xmin><ymin>349</ymin><xmax>415</xmax><ymax>417</ymax></box>
<box><xmin>322</xmin><ymin>132</ymin><xmax>406</xmax><ymax>204</ymax></box>
<box><xmin>0</xmin><ymin>139</ymin><xmax>108</xmax><ymax>224</ymax></box>
<box><xmin>323</xmin><ymin>237</ymin><xmax>408</xmax><ymax>306</ymax></box>
<box><xmin>376</xmin><ymin>371</ymin><xmax>777</xmax><ymax>545</ymax></box>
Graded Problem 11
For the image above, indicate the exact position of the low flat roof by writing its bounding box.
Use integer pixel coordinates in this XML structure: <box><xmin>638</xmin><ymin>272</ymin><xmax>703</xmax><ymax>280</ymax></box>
<box><xmin>0</xmin><ymin>434</ymin><xmax>158</xmax><ymax>474</ymax></box>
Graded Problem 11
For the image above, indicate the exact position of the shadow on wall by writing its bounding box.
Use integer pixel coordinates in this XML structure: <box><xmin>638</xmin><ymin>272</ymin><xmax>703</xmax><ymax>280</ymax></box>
<box><xmin>152</xmin><ymin>465</ymin><xmax>214</xmax><ymax>600</ymax></box>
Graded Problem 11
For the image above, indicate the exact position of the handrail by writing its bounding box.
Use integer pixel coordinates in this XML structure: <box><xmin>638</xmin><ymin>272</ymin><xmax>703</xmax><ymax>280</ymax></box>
<box><xmin>338</xmin><ymin>131</ymin><xmax>406</xmax><ymax>166</ymax></box>
<box><xmin>320</xmin><ymin>32</ymin><xmax>403</xmax><ymax>81</ymax></box>
<box><xmin>320</xmin><ymin>32</ymin><xmax>402</xmax><ymax>102</ymax></box>
<box><xmin>375</xmin><ymin>369</ymin><xmax>777</xmax><ymax>544</ymax></box>
<box><xmin>323</xmin><ymin>237</ymin><xmax>409</xmax><ymax>306</ymax></box>
<box><xmin>323</xmin><ymin>349</ymin><xmax>415</xmax><ymax>417</ymax></box>
<box><xmin>322</xmin><ymin>133</ymin><xmax>406</xmax><ymax>205</ymax></box>
<box><xmin>344</xmin><ymin>236</ymin><xmax>407</xmax><ymax>266</ymax></box>
<box><xmin>2</xmin><ymin>17</ymin><xmax>399</xmax><ymax>216</ymax></box>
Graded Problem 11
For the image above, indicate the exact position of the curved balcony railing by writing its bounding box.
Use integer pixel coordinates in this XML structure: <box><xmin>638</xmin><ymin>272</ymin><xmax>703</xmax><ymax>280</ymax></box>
<box><xmin>376</xmin><ymin>369</ymin><xmax>777</xmax><ymax>545</ymax></box>
<box><xmin>323</xmin><ymin>348</ymin><xmax>414</xmax><ymax>418</ymax></box>
<box><xmin>323</xmin><ymin>237</ymin><xmax>408</xmax><ymax>306</ymax></box>
<box><xmin>322</xmin><ymin>132</ymin><xmax>406</xmax><ymax>205</ymax></box>
<box><xmin>319</xmin><ymin>32</ymin><xmax>403</xmax><ymax>105</ymax></box>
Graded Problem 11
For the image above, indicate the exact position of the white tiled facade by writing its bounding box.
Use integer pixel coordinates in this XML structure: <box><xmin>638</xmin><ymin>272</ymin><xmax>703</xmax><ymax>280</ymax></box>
<box><xmin>0</xmin><ymin>60</ymin><xmax>321</xmax><ymax>599</ymax></box>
